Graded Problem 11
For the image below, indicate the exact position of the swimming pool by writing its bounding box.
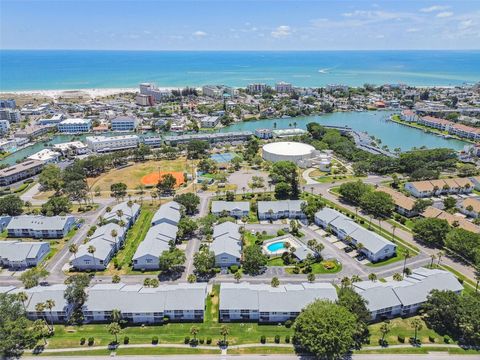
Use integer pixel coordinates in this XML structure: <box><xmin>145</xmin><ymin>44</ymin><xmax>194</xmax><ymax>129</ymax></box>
<box><xmin>266</xmin><ymin>241</ymin><xmax>285</xmax><ymax>252</ymax></box>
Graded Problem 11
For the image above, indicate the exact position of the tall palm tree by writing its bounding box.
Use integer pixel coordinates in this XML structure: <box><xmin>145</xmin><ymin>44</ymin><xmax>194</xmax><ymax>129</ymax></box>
<box><xmin>69</xmin><ymin>244</ymin><xmax>78</xmax><ymax>263</ymax></box>
<box><xmin>341</xmin><ymin>277</ymin><xmax>351</xmax><ymax>288</ymax></box>
<box><xmin>351</xmin><ymin>274</ymin><xmax>361</xmax><ymax>283</ymax></box>
<box><xmin>391</xmin><ymin>224</ymin><xmax>397</xmax><ymax>242</ymax></box>
<box><xmin>116</xmin><ymin>209</ymin><xmax>124</xmax><ymax>223</ymax></box>
<box><xmin>88</xmin><ymin>245</ymin><xmax>97</xmax><ymax>269</ymax></box>
<box><xmin>220</xmin><ymin>325</ymin><xmax>230</xmax><ymax>344</ymax></box>
<box><xmin>45</xmin><ymin>299</ymin><xmax>55</xmax><ymax>331</ymax></box>
<box><xmin>402</xmin><ymin>249</ymin><xmax>411</xmax><ymax>275</ymax></box>
<box><xmin>437</xmin><ymin>250</ymin><xmax>445</xmax><ymax>266</ymax></box>
<box><xmin>429</xmin><ymin>254</ymin><xmax>436</xmax><ymax>268</ymax></box>
<box><xmin>35</xmin><ymin>302</ymin><xmax>48</xmax><ymax>330</ymax></box>
<box><xmin>17</xmin><ymin>291</ymin><xmax>29</xmax><ymax>311</ymax></box>
<box><xmin>111</xmin><ymin>229</ymin><xmax>118</xmax><ymax>249</ymax></box>
<box><xmin>190</xmin><ymin>326</ymin><xmax>199</xmax><ymax>341</ymax></box>
<box><xmin>111</xmin><ymin>309</ymin><xmax>122</xmax><ymax>323</ymax></box>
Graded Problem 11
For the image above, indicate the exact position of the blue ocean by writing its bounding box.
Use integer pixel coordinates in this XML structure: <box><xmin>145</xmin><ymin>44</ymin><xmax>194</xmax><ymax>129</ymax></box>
<box><xmin>1</xmin><ymin>50</ymin><xmax>480</xmax><ymax>91</ymax></box>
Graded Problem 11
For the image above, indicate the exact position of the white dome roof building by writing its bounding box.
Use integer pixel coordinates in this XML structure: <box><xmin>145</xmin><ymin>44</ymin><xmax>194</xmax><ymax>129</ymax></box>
<box><xmin>262</xmin><ymin>142</ymin><xmax>316</xmax><ymax>165</ymax></box>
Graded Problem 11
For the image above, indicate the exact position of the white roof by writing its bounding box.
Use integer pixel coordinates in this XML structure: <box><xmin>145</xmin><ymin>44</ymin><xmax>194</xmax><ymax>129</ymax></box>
<box><xmin>262</xmin><ymin>141</ymin><xmax>315</xmax><ymax>156</ymax></box>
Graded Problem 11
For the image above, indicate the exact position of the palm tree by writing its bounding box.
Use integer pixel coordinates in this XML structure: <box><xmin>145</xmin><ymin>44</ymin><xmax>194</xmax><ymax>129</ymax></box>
<box><xmin>107</xmin><ymin>322</ymin><xmax>121</xmax><ymax>344</ymax></box>
<box><xmin>429</xmin><ymin>254</ymin><xmax>436</xmax><ymax>268</ymax></box>
<box><xmin>234</xmin><ymin>271</ymin><xmax>242</xmax><ymax>283</ymax></box>
<box><xmin>69</xmin><ymin>244</ymin><xmax>78</xmax><ymax>263</ymax></box>
<box><xmin>17</xmin><ymin>291</ymin><xmax>28</xmax><ymax>311</ymax></box>
<box><xmin>307</xmin><ymin>273</ymin><xmax>316</xmax><ymax>283</ymax></box>
<box><xmin>187</xmin><ymin>274</ymin><xmax>197</xmax><ymax>283</ymax></box>
<box><xmin>411</xmin><ymin>318</ymin><xmax>423</xmax><ymax>344</ymax></box>
<box><xmin>437</xmin><ymin>250</ymin><xmax>445</xmax><ymax>266</ymax></box>
<box><xmin>190</xmin><ymin>326</ymin><xmax>199</xmax><ymax>341</ymax></box>
<box><xmin>116</xmin><ymin>209</ymin><xmax>124</xmax><ymax>223</ymax></box>
<box><xmin>33</xmin><ymin>319</ymin><xmax>50</xmax><ymax>345</ymax></box>
<box><xmin>150</xmin><ymin>191</ymin><xmax>158</xmax><ymax>204</ymax></box>
<box><xmin>45</xmin><ymin>299</ymin><xmax>56</xmax><ymax>331</ymax></box>
<box><xmin>143</xmin><ymin>278</ymin><xmax>151</xmax><ymax>287</ymax></box>
<box><xmin>271</xmin><ymin>277</ymin><xmax>280</xmax><ymax>288</ymax></box>
<box><xmin>341</xmin><ymin>276</ymin><xmax>351</xmax><ymax>288</ymax></box>
<box><xmin>110</xmin><ymin>309</ymin><xmax>122</xmax><ymax>323</ymax></box>
<box><xmin>391</xmin><ymin>224</ymin><xmax>397</xmax><ymax>242</ymax></box>
<box><xmin>402</xmin><ymin>248</ymin><xmax>411</xmax><ymax>275</ymax></box>
<box><xmin>357</xmin><ymin>242</ymin><xmax>365</xmax><ymax>255</ymax></box>
<box><xmin>220</xmin><ymin>325</ymin><xmax>230</xmax><ymax>344</ymax></box>
<box><xmin>393</xmin><ymin>273</ymin><xmax>403</xmax><ymax>281</ymax></box>
<box><xmin>368</xmin><ymin>273</ymin><xmax>377</xmax><ymax>282</ymax></box>
<box><xmin>379</xmin><ymin>321</ymin><xmax>390</xmax><ymax>345</ymax></box>
<box><xmin>35</xmin><ymin>302</ymin><xmax>48</xmax><ymax>329</ymax></box>
<box><xmin>351</xmin><ymin>274</ymin><xmax>361</xmax><ymax>283</ymax></box>
<box><xmin>87</xmin><ymin>245</ymin><xmax>97</xmax><ymax>269</ymax></box>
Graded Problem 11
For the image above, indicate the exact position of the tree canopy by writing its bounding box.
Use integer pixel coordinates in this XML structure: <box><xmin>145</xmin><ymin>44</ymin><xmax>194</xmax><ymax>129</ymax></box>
<box><xmin>174</xmin><ymin>193</ymin><xmax>200</xmax><ymax>215</ymax></box>
<box><xmin>294</xmin><ymin>300</ymin><xmax>358</xmax><ymax>359</ymax></box>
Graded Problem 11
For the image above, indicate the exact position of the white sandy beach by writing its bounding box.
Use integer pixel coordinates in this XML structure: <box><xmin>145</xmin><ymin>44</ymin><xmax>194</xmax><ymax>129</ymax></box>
<box><xmin>0</xmin><ymin>87</ymin><xmax>183</xmax><ymax>99</ymax></box>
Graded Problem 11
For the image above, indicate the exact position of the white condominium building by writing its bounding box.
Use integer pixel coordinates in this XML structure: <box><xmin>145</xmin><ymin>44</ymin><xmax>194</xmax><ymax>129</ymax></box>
<box><xmin>111</xmin><ymin>116</ymin><xmax>139</xmax><ymax>131</ymax></box>
<box><xmin>57</xmin><ymin>118</ymin><xmax>92</xmax><ymax>133</ymax></box>
<box><xmin>0</xmin><ymin>120</ymin><xmax>10</xmax><ymax>134</ymax></box>
<box><xmin>275</xmin><ymin>82</ymin><xmax>293</xmax><ymax>93</ymax></box>
<box><xmin>86</xmin><ymin>135</ymin><xmax>139</xmax><ymax>152</ymax></box>
<box><xmin>0</xmin><ymin>109</ymin><xmax>21</xmax><ymax>123</ymax></box>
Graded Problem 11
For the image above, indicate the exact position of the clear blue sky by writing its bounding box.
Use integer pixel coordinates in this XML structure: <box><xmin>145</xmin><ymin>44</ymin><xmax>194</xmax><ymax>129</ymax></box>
<box><xmin>1</xmin><ymin>0</ymin><xmax>479</xmax><ymax>50</ymax></box>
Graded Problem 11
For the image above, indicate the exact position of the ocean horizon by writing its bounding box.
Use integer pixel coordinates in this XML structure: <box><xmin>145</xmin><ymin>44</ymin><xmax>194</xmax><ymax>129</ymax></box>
<box><xmin>1</xmin><ymin>49</ymin><xmax>480</xmax><ymax>91</ymax></box>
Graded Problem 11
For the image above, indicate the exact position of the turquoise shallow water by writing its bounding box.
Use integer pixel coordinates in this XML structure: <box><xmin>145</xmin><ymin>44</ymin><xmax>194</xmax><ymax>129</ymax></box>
<box><xmin>0</xmin><ymin>111</ymin><xmax>467</xmax><ymax>166</ymax></box>
<box><xmin>267</xmin><ymin>242</ymin><xmax>286</xmax><ymax>252</ymax></box>
<box><xmin>1</xmin><ymin>50</ymin><xmax>480</xmax><ymax>91</ymax></box>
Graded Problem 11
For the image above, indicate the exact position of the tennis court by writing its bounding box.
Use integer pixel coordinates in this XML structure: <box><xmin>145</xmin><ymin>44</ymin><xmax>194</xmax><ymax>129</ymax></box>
<box><xmin>210</xmin><ymin>152</ymin><xmax>237</xmax><ymax>163</ymax></box>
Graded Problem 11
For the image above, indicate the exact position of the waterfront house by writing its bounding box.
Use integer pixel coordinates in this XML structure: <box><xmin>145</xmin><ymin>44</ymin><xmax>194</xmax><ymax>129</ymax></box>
<box><xmin>257</xmin><ymin>200</ymin><xmax>306</xmax><ymax>221</ymax></box>
<box><xmin>7</xmin><ymin>215</ymin><xmax>75</xmax><ymax>239</ymax></box>
<box><xmin>200</xmin><ymin>116</ymin><xmax>220</xmax><ymax>128</ymax></box>
<box><xmin>211</xmin><ymin>221</ymin><xmax>242</xmax><ymax>267</ymax></box>
<box><xmin>86</xmin><ymin>135</ymin><xmax>139</xmax><ymax>152</ymax></box>
<box><xmin>219</xmin><ymin>282</ymin><xmax>337</xmax><ymax>323</ymax></box>
<box><xmin>418</xmin><ymin>116</ymin><xmax>452</xmax><ymax>131</ymax></box>
<box><xmin>110</xmin><ymin>116</ymin><xmax>138</xmax><ymax>131</ymax></box>
<box><xmin>314</xmin><ymin>208</ymin><xmax>396</xmax><ymax>262</ymax></box>
<box><xmin>83</xmin><ymin>283</ymin><xmax>207</xmax><ymax>323</ymax></box>
<box><xmin>211</xmin><ymin>201</ymin><xmax>250</xmax><ymax>218</ymax></box>
<box><xmin>57</xmin><ymin>118</ymin><xmax>92</xmax><ymax>133</ymax></box>
<box><xmin>0</xmin><ymin>241</ymin><xmax>50</xmax><ymax>269</ymax></box>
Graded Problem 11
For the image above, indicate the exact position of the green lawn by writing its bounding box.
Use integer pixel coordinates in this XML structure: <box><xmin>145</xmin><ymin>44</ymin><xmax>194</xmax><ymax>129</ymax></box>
<box><xmin>46</xmin><ymin>285</ymin><xmax>294</xmax><ymax>349</ymax></box>
<box><xmin>110</xmin><ymin>205</ymin><xmax>156</xmax><ymax>273</ymax></box>
<box><xmin>267</xmin><ymin>257</ymin><xmax>285</xmax><ymax>266</ymax></box>
<box><xmin>283</xmin><ymin>260</ymin><xmax>342</xmax><ymax>274</ymax></box>
<box><xmin>368</xmin><ymin>316</ymin><xmax>452</xmax><ymax>346</ymax></box>
<box><xmin>243</xmin><ymin>232</ymin><xmax>275</xmax><ymax>247</ymax></box>
<box><xmin>115</xmin><ymin>347</ymin><xmax>221</xmax><ymax>355</ymax></box>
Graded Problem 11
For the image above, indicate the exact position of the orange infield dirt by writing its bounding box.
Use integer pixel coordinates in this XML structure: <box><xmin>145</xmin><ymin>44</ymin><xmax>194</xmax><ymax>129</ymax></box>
<box><xmin>140</xmin><ymin>171</ymin><xmax>185</xmax><ymax>187</ymax></box>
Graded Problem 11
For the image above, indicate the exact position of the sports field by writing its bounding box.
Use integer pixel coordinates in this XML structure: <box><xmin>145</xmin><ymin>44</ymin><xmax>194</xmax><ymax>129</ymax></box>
<box><xmin>87</xmin><ymin>159</ymin><xmax>193</xmax><ymax>192</ymax></box>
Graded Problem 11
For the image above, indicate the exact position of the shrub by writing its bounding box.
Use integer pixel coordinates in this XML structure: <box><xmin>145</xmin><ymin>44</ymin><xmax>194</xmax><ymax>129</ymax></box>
<box><xmin>322</xmin><ymin>261</ymin><xmax>336</xmax><ymax>270</ymax></box>
<box><xmin>292</xmin><ymin>267</ymin><xmax>300</xmax><ymax>274</ymax></box>
<box><xmin>80</xmin><ymin>337</ymin><xmax>86</xmax><ymax>345</ymax></box>
<box><xmin>398</xmin><ymin>335</ymin><xmax>405</xmax><ymax>343</ymax></box>
<box><xmin>276</xmin><ymin>229</ymin><xmax>286</xmax><ymax>236</ymax></box>
<box><xmin>444</xmin><ymin>336</ymin><xmax>451</xmax><ymax>344</ymax></box>
<box><xmin>206</xmin><ymin>338</ymin><xmax>212</xmax><ymax>344</ymax></box>
<box><xmin>152</xmin><ymin>336</ymin><xmax>159</xmax><ymax>345</ymax></box>
<box><xmin>284</xmin><ymin>319</ymin><xmax>293</xmax><ymax>328</ymax></box>
<box><xmin>189</xmin><ymin>338</ymin><xmax>198</xmax><ymax>346</ymax></box>
<box><xmin>285</xmin><ymin>335</ymin><xmax>290</xmax><ymax>343</ymax></box>
<box><xmin>429</xmin><ymin>336</ymin><xmax>435</xmax><ymax>343</ymax></box>
<box><xmin>260</xmin><ymin>335</ymin><xmax>266</xmax><ymax>344</ymax></box>
<box><xmin>88</xmin><ymin>337</ymin><xmax>94</xmax><ymax>346</ymax></box>
<box><xmin>199</xmin><ymin>338</ymin><xmax>205</xmax><ymax>344</ymax></box>
<box><xmin>230</xmin><ymin>265</ymin><xmax>239</xmax><ymax>273</ymax></box>
<box><xmin>274</xmin><ymin>335</ymin><xmax>280</xmax><ymax>344</ymax></box>
<box><xmin>123</xmin><ymin>336</ymin><xmax>129</xmax><ymax>344</ymax></box>
<box><xmin>184</xmin><ymin>336</ymin><xmax>190</xmax><ymax>344</ymax></box>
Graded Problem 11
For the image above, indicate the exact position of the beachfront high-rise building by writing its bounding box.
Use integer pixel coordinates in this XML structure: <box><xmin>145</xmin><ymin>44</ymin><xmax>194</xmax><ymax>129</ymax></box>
<box><xmin>0</xmin><ymin>109</ymin><xmax>21</xmax><ymax>123</ymax></box>
<box><xmin>110</xmin><ymin>116</ymin><xmax>139</xmax><ymax>131</ymax></box>
<box><xmin>247</xmin><ymin>83</ymin><xmax>269</xmax><ymax>94</ymax></box>
<box><xmin>202</xmin><ymin>85</ymin><xmax>236</xmax><ymax>98</ymax></box>
<box><xmin>0</xmin><ymin>120</ymin><xmax>10</xmax><ymax>134</ymax></box>
<box><xmin>275</xmin><ymin>82</ymin><xmax>293</xmax><ymax>93</ymax></box>
<box><xmin>135</xmin><ymin>94</ymin><xmax>154</xmax><ymax>107</ymax></box>
<box><xmin>139</xmin><ymin>83</ymin><xmax>171</xmax><ymax>102</ymax></box>
<box><xmin>0</xmin><ymin>99</ymin><xmax>16</xmax><ymax>109</ymax></box>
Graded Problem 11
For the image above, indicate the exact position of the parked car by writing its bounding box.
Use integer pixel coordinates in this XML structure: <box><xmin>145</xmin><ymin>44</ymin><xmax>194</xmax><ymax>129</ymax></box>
<box><xmin>344</xmin><ymin>247</ymin><xmax>353</xmax><ymax>253</ymax></box>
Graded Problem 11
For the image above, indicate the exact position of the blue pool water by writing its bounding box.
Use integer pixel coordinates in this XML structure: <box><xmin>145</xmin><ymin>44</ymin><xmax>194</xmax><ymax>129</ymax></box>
<box><xmin>267</xmin><ymin>242</ymin><xmax>286</xmax><ymax>252</ymax></box>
